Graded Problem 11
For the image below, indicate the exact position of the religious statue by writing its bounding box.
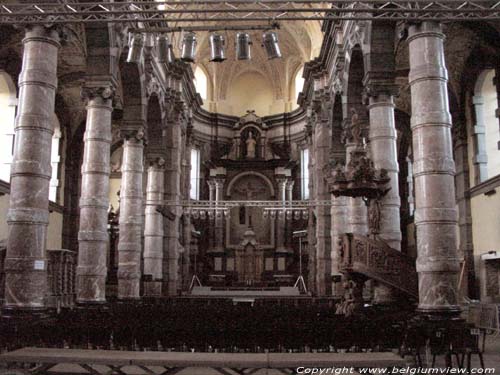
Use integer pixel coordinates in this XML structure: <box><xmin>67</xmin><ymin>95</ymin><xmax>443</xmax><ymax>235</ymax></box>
<box><xmin>349</xmin><ymin>108</ymin><xmax>362</xmax><ymax>145</ymax></box>
<box><xmin>246</xmin><ymin>131</ymin><xmax>257</xmax><ymax>159</ymax></box>
<box><xmin>368</xmin><ymin>198</ymin><xmax>382</xmax><ymax>235</ymax></box>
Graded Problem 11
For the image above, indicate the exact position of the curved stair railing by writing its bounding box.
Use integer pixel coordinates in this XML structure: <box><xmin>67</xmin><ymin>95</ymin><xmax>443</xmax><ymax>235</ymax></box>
<box><xmin>339</xmin><ymin>233</ymin><xmax>418</xmax><ymax>299</ymax></box>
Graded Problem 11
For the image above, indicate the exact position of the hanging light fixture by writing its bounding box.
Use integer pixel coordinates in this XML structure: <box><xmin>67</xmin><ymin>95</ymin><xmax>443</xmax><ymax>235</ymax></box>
<box><xmin>181</xmin><ymin>32</ymin><xmax>197</xmax><ymax>63</ymax></box>
<box><xmin>262</xmin><ymin>31</ymin><xmax>282</xmax><ymax>60</ymax></box>
<box><xmin>155</xmin><ymin>34</ymin><xmax>170</xmax><ymax>63</ymax></box>
<box><xmin>127</xmin><ymin>33</ymin><xmax>144</xmax><ymax>63</ymax></box>
<box><xmin>167</xmin><ymin>42</ymin><xmax>175</xmax><ymax>64</ymax></box>
<box><xmin>209</xmin><ymin>33</ymin><xmax>226</xmax><ymax>62</ymax></box>
<box><xmin>235</xmin><ymin>32</ymin><xmax>252</xmax><ymax>60</ymax></box>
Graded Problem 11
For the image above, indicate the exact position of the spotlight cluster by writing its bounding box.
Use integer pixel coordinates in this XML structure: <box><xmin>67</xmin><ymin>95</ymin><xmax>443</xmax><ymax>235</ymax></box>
<box><xmin>126</xmin><ymin>30</ymin><xmax>282</xmax><ymax>64</ymax></box>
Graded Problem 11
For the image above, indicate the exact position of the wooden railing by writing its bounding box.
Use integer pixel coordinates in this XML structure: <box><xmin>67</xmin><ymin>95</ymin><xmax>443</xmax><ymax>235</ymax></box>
<box><xmin>339</xmin><ymin>233</ymin><xmax>418</xmax><ymax>298</ymax></box>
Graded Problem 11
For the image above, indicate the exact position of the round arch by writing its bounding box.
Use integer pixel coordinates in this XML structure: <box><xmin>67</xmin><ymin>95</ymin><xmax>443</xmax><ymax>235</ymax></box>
<box><xmin>226</xmin><ymin>171</ymin><xmax>276</xmax><ymax>198</ymax></box>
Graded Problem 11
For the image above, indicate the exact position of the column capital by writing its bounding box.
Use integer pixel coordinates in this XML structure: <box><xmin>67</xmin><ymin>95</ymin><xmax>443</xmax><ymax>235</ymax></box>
<box><xmin>148</xmin><ymin>157</ymin><xmax>166</xmax><ymax>169</ymax></box>
<box><xmin>213</xmin><ymin>178</ymin><xmax>225</xmax><ymax>188</ymax></box>
<box><xmin>81</xmin><ymin>85</ymin><xmax>115</xmax><ymax>102</ymax></box>
<box><xmin>364</xmin><ymin>83</ymin><xmax>399</xmax><ymax>99</ymax></box>
<box><xmin>121</xmin><ymin>127</ymin><xmax>145</xmax><ymax>143</ymax></box>
<box><xmin>20</xmin><ymin>24</ymin><xmax>65</xmax><ymax>46</ymax></box>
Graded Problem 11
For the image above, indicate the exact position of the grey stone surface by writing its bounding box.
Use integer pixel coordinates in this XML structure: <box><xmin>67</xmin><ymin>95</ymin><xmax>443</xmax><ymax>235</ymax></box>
<box><xmin>76</xmin><ymin>86</ymin><xmax>114</xmax><ymax>304</ymax></box>
<box><xmin>143</xmin><ymin>158</ymin><xmax>165</xmax><ymax>296</ymax></box>
<box><xmin>117</xmin><ymin>130</ymin><xmax>144</xmax><ymax>300</ymax></box>
<box><xmin>4</xmin><ymin>26</ymin><xmax>61</xmax><ymax>310</ymax></box>
<box><xmin>408</xmin><ymin>22</ymin><xmax>461</xmax><ymax>314</ymax></box>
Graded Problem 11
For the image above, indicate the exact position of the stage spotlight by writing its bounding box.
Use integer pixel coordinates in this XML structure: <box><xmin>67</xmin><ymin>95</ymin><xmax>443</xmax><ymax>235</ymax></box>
<box><xmin>127</xmin><ymin>33</ymin><xmax>144</xmax><ymax>64</ymax></box>
<box><xmin>155</xmin><ymin>34</ymin><xmax>170</xmax><ymax>63</ymax></box>
<box><xmin>209</xmin><ymin>33</ymin><xmax>226</xmax><ymax>62</ymax></box>
<box><xmin>262</xmin><ymin>31</ymin><xmax>281</xmax><ymax>60</ymax></box>
<box><xmin>167</xmin><ymin>43</ymin><xmax>175</xmax><ymax>64</ymax></box>
<box><xmin>235</xmin><ymin>32</ymin><xmax>251</xmax><ymax>60</ymax></box>
<box><xmin>181</xmin><ymin>32</ymin><xmax>197</xmax><ymax>63</ymax></box>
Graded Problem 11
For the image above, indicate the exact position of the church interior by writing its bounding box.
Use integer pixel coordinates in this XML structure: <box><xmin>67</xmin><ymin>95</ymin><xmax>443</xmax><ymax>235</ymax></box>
<box><xmin>0</xmin><ymin>1</ymin><xmax>500</xmax><ymax>373</ymax></box>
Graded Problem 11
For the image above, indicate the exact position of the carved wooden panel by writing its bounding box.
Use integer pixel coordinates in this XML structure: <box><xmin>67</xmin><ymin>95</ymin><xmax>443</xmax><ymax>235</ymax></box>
<box><xmin>340</xmin><ymin>233</ymin><xmax>418</xmax><ymax>298</ymax></box>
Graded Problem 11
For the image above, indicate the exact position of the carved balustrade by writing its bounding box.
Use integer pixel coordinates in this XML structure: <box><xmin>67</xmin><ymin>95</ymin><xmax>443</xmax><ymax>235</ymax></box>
<box><xmin>339</xmin><ymin>233</ymin><xmax>418</xmax><ymax>298</ymax></box>
<box><xmin>46</xmin><ymin>249</ymin><xmax>77</xmax><ymax>309</ymax></box>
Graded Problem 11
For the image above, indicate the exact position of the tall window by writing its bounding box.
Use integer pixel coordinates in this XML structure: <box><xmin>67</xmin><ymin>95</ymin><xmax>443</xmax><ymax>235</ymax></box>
<box><xmin>194</xmin><ymin>66</ymin><xmax>208</xmax><ymax>101</ymax></box>
<box><xmin>300</xmin><ymin>148</ymin><xmax>310</xmax><ymax>200</ymax></box>
<box><xmin>190</xmin><ymin>148</ymin><xmax>201</xmax><ymax>200</ymax></box>
<box><xmin>473</xmin><ymin>69</ymin><xmax>500</xmax><ymax>182</ymax></box>
<box><xmin>0</xmin><ymin>72</ymin><xmax>17</xmax><ymax>182</ymax></box>
<box><xmin>295</xmin><ymin>66</ymin><xmax>305</xmax><ymax>100</ymax></box>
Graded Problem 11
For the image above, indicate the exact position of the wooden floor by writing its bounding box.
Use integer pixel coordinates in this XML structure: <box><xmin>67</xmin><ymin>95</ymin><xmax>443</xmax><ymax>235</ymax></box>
<box><xmin>0</xmin><ymin>347</ymin><xmax>406</xmax><ymax>374</ymax></box>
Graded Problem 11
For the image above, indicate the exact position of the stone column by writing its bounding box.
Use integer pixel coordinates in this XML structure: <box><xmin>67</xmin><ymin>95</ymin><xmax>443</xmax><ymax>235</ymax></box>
<box><xmin>314</xmin><ymin>107</ymin><xmax>332</xmax><ymax>296</ymax></box>
<box><xmin>3</xmin><ymin>26</ymin><xmax>61</xmax><ymax>312</ymax></box>
<box><xmin>77</xmin><ymin>85</ymin><xmax>114</xmax><ymax>304</ymax></box>
<box><xmin>368</xmin><ymin>92</ymin><xmax>401</xmax><ymax>250</ymax></box>
<box><xmin>214</xmin><ymin>178</ymin><xmax>225</xmax><ymax>252</ymax></box>
<box><xmin>207</xmin><ymin>180</ymin><xmax>217</xmax><ymax>251</ymax></box>
<box><xmin>286</xmin><ymin>180</ymin><xmax>294</xmax><ymax>201</ymax></box>
<box><xmin>164</xmin><ymin>120</ymin><xmax>182</xmax><ymax>295</ymax></box>
<box><xmin>117</xmin><ymin>129</ymin><xmax>144</xmax><ymax>300</ymax></box>
<box><xmin>368</xmin><ymin>90</ymin><xmax>402</xmax><ymax>303</ymax></box>
<box><xmin>207</xmin><ymin>180</ymin><xmax>216</xmax><ymax>202</ymax></box>
<box><xmin>275</xmin><ymin>178</ymin><xmax>288</xmax><ymax>252</ymax></box>
<box><xmin>346</xmin><ymin>143</ymin><xmax>368</xmax><ymax>236</ymax></box>
<box><xmin>331</xmin><ymin>195</ymin><xmax>348</xmax><ymax>297</ymax></box>
<box><xmin>143</xmin><ymin>158</ymin><xmax>165</xmax><ymax>296</ymax></box>
<box><xmin>408</xmin><ymin>21</ymin><xmax>460</xmax><ymax>315</ymax></box>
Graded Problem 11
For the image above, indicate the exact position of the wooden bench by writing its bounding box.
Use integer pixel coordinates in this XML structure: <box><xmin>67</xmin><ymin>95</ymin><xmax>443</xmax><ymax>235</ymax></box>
<box><xmin>0</xmin><ymin>347</ymin><xmax>406</xmax><ymax>374</ymax></box>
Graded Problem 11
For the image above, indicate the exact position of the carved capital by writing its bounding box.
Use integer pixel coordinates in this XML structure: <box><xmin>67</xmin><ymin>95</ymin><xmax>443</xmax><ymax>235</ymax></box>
<box><xmin>150</xmin><ymin>157</ymin><xmax>166</xmax><ymax>169</ymax></box>
<box><xmin>81</xmin><ymin>85</ymin><xmax>115</xmax><ymax>102</ymax></box>
<box><xmin>121</xmin><ymin>127</ymin><xmax>145</xmax><ymax>143</ymax></box>
<box><xmin>364</xmin><ymin>83</ymin><xmax>399</xmax><ymax>99</ymax></box>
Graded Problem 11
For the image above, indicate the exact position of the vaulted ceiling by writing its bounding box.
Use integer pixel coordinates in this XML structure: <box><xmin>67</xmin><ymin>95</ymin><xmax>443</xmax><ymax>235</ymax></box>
<box><xmin>167</xmin><ymin>8</ymin><xmax>323</xmax><ymax>117</ymax></box>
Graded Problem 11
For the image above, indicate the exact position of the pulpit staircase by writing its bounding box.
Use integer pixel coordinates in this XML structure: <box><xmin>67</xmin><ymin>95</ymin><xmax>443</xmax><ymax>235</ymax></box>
<box><xmin>339</xmin><ymin>233</ymin><xmax>418</xmax><ymax>299</ymax></box>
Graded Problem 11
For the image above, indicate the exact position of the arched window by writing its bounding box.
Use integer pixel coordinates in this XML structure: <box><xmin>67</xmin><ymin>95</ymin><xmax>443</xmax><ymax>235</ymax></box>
<box><xmin>294</xmin><ymin>66</ymin><xmax>305</xmax><ymax>100</ymax></box>
<box><xmin>0</xmin><ymin>71</ymin><xmax>62</xmax><ymax>202</ymax></box>
<box><xmin>300</xmin><ymin>148</ymin><xmax>309</xmax><ymax>200</ymax></box>
<box><xmin>49</xmin><ymin>115</ymin><xmax>62</xmax><ymax>202</ymax></box>
<box><xmin>194</xmin><ymin>66</ymin><xmax>208</xmax><ymax>101</ymax></box>
<box><xmin>190</xmin><ymin>148</ymin><xmax>201</xmax><ymax>200</ymax></box>
<box><xmin>472</xmin><ymin>69</ymin><xmax>500</xmax><ymax>182</ymax></box>
<box><xmin>0</xmin><ymin>71</ymin><xmax>17</xmax><ymax>182</ymax></box>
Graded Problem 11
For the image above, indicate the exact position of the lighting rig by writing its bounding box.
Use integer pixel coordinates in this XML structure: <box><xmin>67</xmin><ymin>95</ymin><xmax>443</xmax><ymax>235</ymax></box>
<box><xmin>127</xmin><ymin>23</ymin><xmax>282</xmax><ymax>64</ymax></box>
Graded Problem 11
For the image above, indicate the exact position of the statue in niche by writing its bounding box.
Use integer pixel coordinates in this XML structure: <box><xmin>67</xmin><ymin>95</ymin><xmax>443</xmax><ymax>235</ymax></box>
<box><xmin>350</xmin><ymin>108</ymin><xmax>362</xmax><ymax>145</ymax></box>
<box><xmin>246</xmin><ymin>131</ymin><xmax>257</xmax><ymax>159</ymax></box>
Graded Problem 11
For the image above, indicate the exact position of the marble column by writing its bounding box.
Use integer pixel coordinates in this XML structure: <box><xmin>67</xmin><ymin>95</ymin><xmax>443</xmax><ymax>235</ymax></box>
<box><xmin>408</xmin><ymin>21</ymin><xmax>461</xmax><ymax>315</ymax></box>
<box><xmin>164</xmin><ymin>122</ymin><xmax>182</xmax><ymax>295</ymax></box>
<box><xmin>207</xmin><ymin>180</ymin><xmax>217</xmax><ymax>251</ymax></box>
<box><xmin>368</xmin><ymin>93</ymin><xmax>401</xmax><ymax>249</ymax></box>
<box><xmin>3</xmin><ymin>26</ymin><xmax>61</xmax><ymax>311</ymax></box>
<box><xmin>275</xmin><ymin>178</ymin><xmax>288</xmax><ymax>252</ymax></box>
<box><xmin>214</xmin><ymin>178</ymin><xmax>225</xmax><ymax>252</ymax></box>
<box><xmin>143</xmin><ymin>158</ymin><xmax>165</xmax><ymax>296</ymax></box>
<box><xmin>117</xmin><ymin>129</ymin><xmax>144</xmax><ymax>299</ymax></box>
<box><xmin>314</xmin><ymin>116</ymin><xmax>332</xmax><ymax>296</ymax></box>
<box><xmin>368</xmin><ymin>91</ymin><xmax>401</xmax><ymax>303</ymax></box>
<box><xmin>77</xmin><ymin>85</ymin><xmax>114</xmax><ymax>304</ymax></box>
<box><xmin>331</xmin><ymin>195</ymin><xmax>348</xmax><ymax>298</ymax></box>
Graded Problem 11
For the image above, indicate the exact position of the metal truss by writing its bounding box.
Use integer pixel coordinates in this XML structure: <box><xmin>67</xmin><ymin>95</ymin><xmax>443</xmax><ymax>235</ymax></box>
<box><xmin>0</xmin><ymin>0</ymin><xmax>499</xmax><ymax>25</ymax></box>
<box><xmin>161</xmin><ymin>200</ymin><xmax>335</xmax><ymax>208</ymax></box>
